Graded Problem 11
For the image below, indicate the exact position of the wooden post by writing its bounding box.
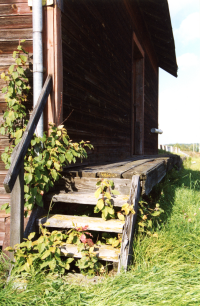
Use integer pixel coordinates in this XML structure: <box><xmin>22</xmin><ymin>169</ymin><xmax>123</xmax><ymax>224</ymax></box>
<box><xmin>43</xmin><ymin>2</ymin><xmax>63</xmax><ymax>131</ymax></box>
<box><xmin>10</xmin><ymin>165</ymin><xmax>24</xmax><ymax>261</ymax></box>
<box><xmin>118</xmin><ymin>175</ymin><xmax>140</xmax><ymax>272</ymax></box>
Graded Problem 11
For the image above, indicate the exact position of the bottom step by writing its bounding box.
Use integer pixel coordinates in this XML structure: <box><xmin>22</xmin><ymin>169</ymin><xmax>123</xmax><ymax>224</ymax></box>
<box><xmin>61</xmin><ymin>243</ymin><xmax>120</xmax><ymax>262</ymax></box>
<box><xmin>38</xmin><ymin>214</ymin><xmax>125</xmax><ymax>233</ymax></box>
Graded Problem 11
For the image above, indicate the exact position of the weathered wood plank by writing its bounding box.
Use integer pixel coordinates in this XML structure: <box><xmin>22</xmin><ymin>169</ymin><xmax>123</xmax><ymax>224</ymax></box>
<box><xmin>45</xmin><ymin>192</ymin><xmax>129</xmax><ymax>207</ymax></box>
<box><xmin>123</xmin><ymin>159</ymin><xmax>166</xmax><ymax>179</ymax></box>
<box><xmin>10</xmin><ymin>165</ymin><xmax>24</xmax><ymax>260</ymax></box>
<box><xmin>0</xmin><ymin>0</ymin><xmax>28</xmax><ymax>4</ymax></box>
<box><xmin>38</xmin><ymin>214</ymin><xmax>125</xmax><ymax>233</ymax></box>
<box><xmin>0</xmin><ymin>28</ymin><xmax>32</xmax><ymax>41</ymax></box>
<box><xmin>142</xmin><ymin>161</ymin><xmax>167</xmax><ymax>195</ymax></box>
<box><xmin>62</xmin><ymin>177</ymin><xmax>132</xmax><ymax>195</ymax></box>
<box><xmin>98</xmin><ymin>159</ymin><xmax>155</xmax><ymax>178</ymax></box>
<box><xmin>119</xmin><ymin>175</ymin><xmax>140</xmax><ymax>271</ymax></box>
<box><xmin>3</xmin><ymin>75</ymin><xmax>52</xmax><ymax>193</ymax></box>
<box><xmin>0</xmin><ymin>15</ymin><xmax>32</xmax><ymax>29</ymax></box>
<box><xmin>0</xmin><ymin>3</ymin><xmax>31</xmax><ymax>16</ymax></box>
<box><xmin>0</xmin><ymin>40</ymin><xmax>32</xmax><ymax>54</ymax></box>
<box><xmin>61</xmin><ymin>244</ymin><xmax>120</xmax><ymax>262</ymax></box>
<box><xmin>0</xmin><ymin>53</ymin><xmax>33</xmax><ymax>66</ymax></box>
<box><xmin>66</xmin><ymin>157</ymin><xmax>154</xmax><ymax>178</ymax></box>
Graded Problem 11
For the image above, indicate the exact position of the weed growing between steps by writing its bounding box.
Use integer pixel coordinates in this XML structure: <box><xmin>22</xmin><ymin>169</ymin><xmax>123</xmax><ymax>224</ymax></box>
<box><xmin>0</xmin><ymin>41</ymin><xmax>93</xmax><ymax>215</ymax></box>
<box><xmin>94</xmin><ymin>178</ymin><xmax>135</xmax><ymax>221</ymax></box>
<box><xmin>5</xmin><ymin>224</ymin><xmax>105</xmax><ymax>277</ymax></box>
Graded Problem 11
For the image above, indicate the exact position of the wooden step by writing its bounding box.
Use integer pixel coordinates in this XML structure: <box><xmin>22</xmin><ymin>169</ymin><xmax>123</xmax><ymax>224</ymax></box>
<box><xmin>62</xmin><ymin>177</ymin><xmax>132</xmax><ymax>195</ymax></box>
<box><xmin>60</xmin><ymin>244</ymin><xmax>120</xmax><ymax>262</ymax></box>
<box><xmin>38</xmin><ymin>214</ymin><xmax>125</xmax><ymax>233</ymax></box>
<box><xmin>45</xmin><ymin>192</ymin><xmax>129</xmax><ymax>207</ymax></box>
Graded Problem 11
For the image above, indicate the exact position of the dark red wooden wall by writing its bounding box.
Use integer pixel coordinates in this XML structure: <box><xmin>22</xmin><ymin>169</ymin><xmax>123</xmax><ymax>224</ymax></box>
<box><xmin>61</xmin><ymin>0</ymin><xmax>159</xmax><ymax>163</ymax></box>
<box><xmin>0</xmin><ymin>0</ymin><xmax>32</xmax><ymax>208</ymax></box>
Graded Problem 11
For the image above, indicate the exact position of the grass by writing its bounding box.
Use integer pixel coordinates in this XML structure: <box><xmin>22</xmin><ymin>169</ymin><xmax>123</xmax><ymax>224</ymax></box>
<box><xmin>1</xmin><ymin>157</ymin><xmax>200</xmax><ymax>305</ymax></box>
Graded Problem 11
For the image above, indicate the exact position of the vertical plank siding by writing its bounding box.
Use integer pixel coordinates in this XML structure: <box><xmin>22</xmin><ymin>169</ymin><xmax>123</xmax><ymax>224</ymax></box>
<box><xmin>62</xmin><ymin>0</ymin><xmax>159</xmax><ymax>163</ymax></box>
<box><xmin>0</xmin><ymin>0</ymin><xmax>32</xmax><ymax>207</ymax></box>
<box><xmin>62</xmin><ymin>0</ymin><xmax>132</xmax><ymax>163</ymax></box>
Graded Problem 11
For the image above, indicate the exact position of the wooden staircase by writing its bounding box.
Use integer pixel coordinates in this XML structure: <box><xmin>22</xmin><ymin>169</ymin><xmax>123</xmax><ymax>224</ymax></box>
<box><xmin>35</xmin><ymin>154</ymin><xmax>181</xmax><ymax>271</ymax></box>
<box><xmin>36</xmin><ymin>172</ymin><xmax>141</xmax><ymax>272</ymax></box>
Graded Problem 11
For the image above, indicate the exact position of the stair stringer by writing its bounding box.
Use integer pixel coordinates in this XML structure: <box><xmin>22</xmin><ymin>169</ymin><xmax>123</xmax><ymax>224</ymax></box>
<box><xmin>118</xmin><ymin>175</ymin><xmax>141</xmax><ymax>272</ymax></box>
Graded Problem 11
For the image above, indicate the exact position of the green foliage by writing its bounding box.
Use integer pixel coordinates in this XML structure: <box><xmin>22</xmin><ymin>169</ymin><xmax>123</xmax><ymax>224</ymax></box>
<box><xmin>94</xmin><ymin>179</ymin><xmax>135</xmax><ymax>221</ymax></box>
<box><xmin>0</xmin><ymin>41</ymin><xmax>93</xmax><ymax>213</ymax></box>
<box><xmin>22</xmin><ymin>124</ymin><xmax>93</xmax><ymax>211</ymax></box>
<box><xmin>6</xmin><ymin>226</ymin><xmax>74</xmax><ymax>275</ymax></box>
<box><xmin>6</xmin><ymin>224</ymin><xmax>103</xmax><ymax>277</ymax></box>
<box><xmin>66</xmin><ymin>225</ymin><xmax>104</xmax><ymax>276</ymax></box>
<box><xmin>137</xmin><ymin>201</ymin><xmax>164</xmax><ymax>236</ymax></box>
<box><xmin>99</xmin><ymin>232</ymin><xmax>122</xmax><ymax>248</ymax></box>
<box><xmin>0</xmin><ymin>202</ymin><xmax>10</xmax><ymax>214</ymax></box>
<box><xmin>94</xmin><ymin>179</ymin><xmax>118</xmax><ymax>220</ymax></box>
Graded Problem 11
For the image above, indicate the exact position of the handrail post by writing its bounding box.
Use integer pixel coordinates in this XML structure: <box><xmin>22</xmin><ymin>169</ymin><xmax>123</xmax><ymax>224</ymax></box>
<box><xmin>10</xmin><ymin>164</ymin><xmax>24</xmax><ymax>261</ymax></box>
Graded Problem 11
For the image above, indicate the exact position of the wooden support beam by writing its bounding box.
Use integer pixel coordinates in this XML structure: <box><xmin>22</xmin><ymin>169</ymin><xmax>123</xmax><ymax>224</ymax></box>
<box><xmin>119</xmin><ymin>175</ymin><xmax>140</xmax><ymax>271</ymax></box>
<box><xmin>10</xmin><ymin>166</ymin><xmax>24</xmax><ymax>261</ymax></box>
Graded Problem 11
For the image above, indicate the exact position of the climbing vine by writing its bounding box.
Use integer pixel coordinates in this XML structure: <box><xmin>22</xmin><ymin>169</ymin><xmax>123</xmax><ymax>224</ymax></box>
<box><xmin>0</xmin><ymin>41</ymin><xmax>93</xmax><ymax>215</ymax></box>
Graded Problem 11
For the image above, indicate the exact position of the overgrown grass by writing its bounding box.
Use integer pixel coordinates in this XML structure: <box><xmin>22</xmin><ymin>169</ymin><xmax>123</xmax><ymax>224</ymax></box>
<box><xmin>1</xmin><ymin>157</ymin><xmax>200</xmax><ymax>305</ymax></box>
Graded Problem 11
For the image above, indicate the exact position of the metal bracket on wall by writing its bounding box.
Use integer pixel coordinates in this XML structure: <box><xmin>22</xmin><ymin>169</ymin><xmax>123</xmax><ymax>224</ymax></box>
<box><xmin>28</xmin><ymin>0</ymin><xmax>54</xmax><ymax>6</ymax></box>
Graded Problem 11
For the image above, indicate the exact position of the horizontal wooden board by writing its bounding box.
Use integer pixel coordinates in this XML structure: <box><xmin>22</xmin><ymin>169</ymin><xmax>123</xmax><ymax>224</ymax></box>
<box><xmin>46</xmin><ymin>192</ymin><xmax>129</xmax><ymax>207</ymax></box>
<box><xmin>0</xmin><ymin>28</ymin><xmax>32</xmax><ymax>41</ymax></box>
<box><xmin>0</xmin><ymin>15</ymin><xmax>32</xmax><ymax>29</ymax></box>
<box><xmin>62</xmin><ymin>176</ymin><xmax>132</xmax><ymax>195</ymax></box>
<box><xmin>66</xmin><ymin>157</ymin><xmax>156</xmax><ymax>179</ymax></box>
<box><xmin>0</xmin><ymin>39</ymin><xmax>32</xmax><ymax>54</ymax></box>
<box><xmin>0</xmin><ymin>53</ymin><xmax>33</xmax><ymax>66</ymax></box>
<box><xmin>142</xmin><ymin>161</ymin><xmax>166</xmax><ymax>195</ymax></box>
<box><xmin>0</xmin><ymin>0</ymin><xmax>28</xmax><ymax>4</ymax></box>
<box><xmin>123</xmin><ymin>159</ymin><xmax>166</xmax><ymax>179</ymax></box>
<box><xmin>0</xmin><ymin>3</ymin><xmax>31</xmax><ymax>16</ymax></box>
<box><xmin>38</xmin><ymin>214</ymin><xmax>125</xmax><ymax>233</ymax></box>
<box><xmin>61</xmin><ymin>243</ymin><xmax>120</xmax><ymax>262</ymax></box>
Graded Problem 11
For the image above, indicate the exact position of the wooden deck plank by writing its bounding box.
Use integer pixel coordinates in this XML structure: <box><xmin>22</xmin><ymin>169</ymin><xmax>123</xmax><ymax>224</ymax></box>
<box><xmin>122</xmin><ymin>159</ymin><xmax>166</xmax><ymax>179</ymax></box>
<box><xmin>45</xmin><ymin>192</ymin><xmax>129</xmax><ymax>207</ymax></box>
<box><xmin>97</xmin><ymin>158</ymin><xmax>155</xmax><ymax>178</ymax></box>
<box><xmin>66</xmin><ymin>157</ymin><xmax>155</xmax><ymax>178</ymax></box>
<box><xmin>38</xmin><ymin>214</ymin><xmax>125</xmax><ymax>233</ymax></box>
<box><xmin>61</xmin><ymin>244</ymin><xmax>120</xmax><ymax>262</ymax></box>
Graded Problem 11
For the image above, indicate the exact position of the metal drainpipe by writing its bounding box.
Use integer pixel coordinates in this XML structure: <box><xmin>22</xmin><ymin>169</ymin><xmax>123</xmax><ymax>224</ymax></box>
<box><xmin>32</xmin><ymin>0</ymin><xmax>43</xmax><ymax>138</ymax></box>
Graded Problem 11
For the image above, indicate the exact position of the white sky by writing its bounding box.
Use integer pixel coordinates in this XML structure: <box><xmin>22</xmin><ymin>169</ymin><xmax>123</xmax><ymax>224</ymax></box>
<box><xmin>159</xmin><ymin>0</ymin><xmax>200</xmax><ymax>144</ymax></box>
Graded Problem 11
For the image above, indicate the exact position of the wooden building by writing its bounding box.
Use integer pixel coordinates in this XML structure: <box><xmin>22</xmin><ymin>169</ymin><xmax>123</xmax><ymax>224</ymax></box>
<box><xmin>0</xmin><ymin>0</ymin><xmax>178</xmax><ymax>248</ymax></box>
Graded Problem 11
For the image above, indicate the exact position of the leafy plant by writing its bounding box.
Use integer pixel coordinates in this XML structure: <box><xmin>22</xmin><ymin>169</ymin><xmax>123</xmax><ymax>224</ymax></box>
<box><xmin>94</xmin><ymin>179</ymin><xmax>119</xmax><ymax>220</ymax></box>
<box><xmin>94</xmin><ymin>179</ymin><xmax>135</xmax><ymax>221</ymax></box>
<box><xmin>0</xmin><ymin>203</ymin><xmax>10</xmax><ymax>214</ymax></box>
<box><xmin>66</xmin><ymin>225</ymin><xmax>104</xmax><ymax>276</ymax></box>
<box><xmin>98</xmin><ymin>232</ymin><xmax>122</xmax><ymax>248</ymax></box>
<box><xmin>6</xmin><ymin>224</ymin><xmax>104</xmax><ymax>276</ymax></box>
<box><xmin>6</xmin><ymin>227</ymin><xmax>74</xmax><ymax>275</ymax></box>
<box><xmin>137</xmin><ymin>201</ymin><xmax>164</xmax><ymax>236</ymax></box>
<box><xmin>0</xmin><ymin>41</ymin><xmax>93</xmax><ymax>214</ymax></box>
